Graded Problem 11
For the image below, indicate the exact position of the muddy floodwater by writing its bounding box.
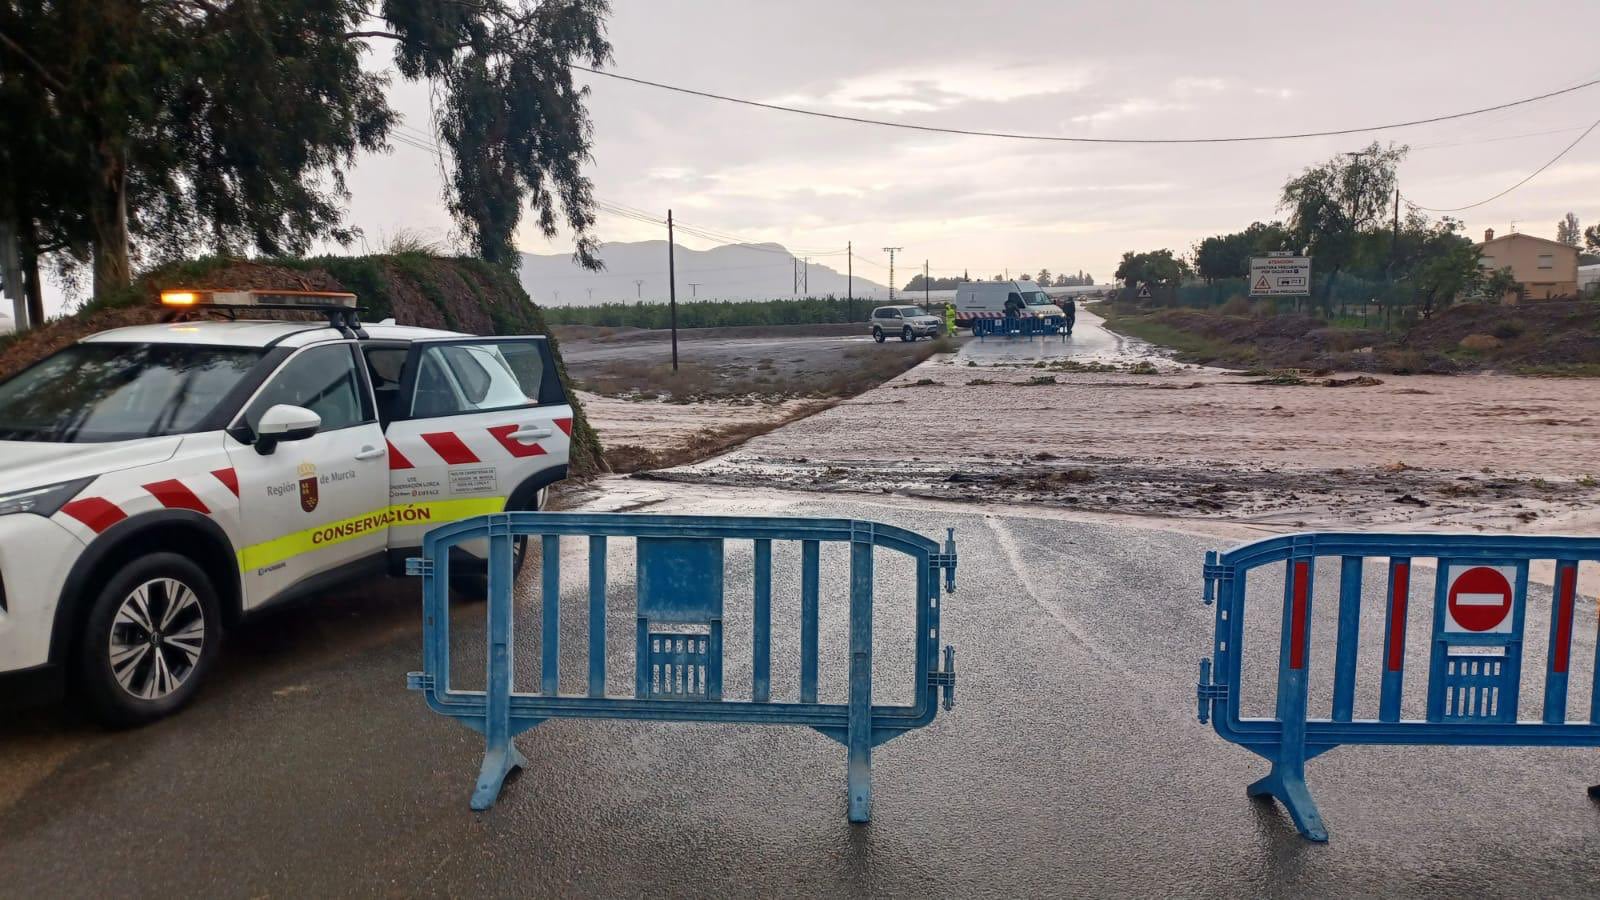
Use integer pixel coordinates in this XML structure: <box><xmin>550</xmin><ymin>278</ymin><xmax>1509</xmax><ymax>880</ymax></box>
<box><xmin>642</xmin><ymin>310</ymin><xmax>1600</xmax><ymax>536</ymax></box>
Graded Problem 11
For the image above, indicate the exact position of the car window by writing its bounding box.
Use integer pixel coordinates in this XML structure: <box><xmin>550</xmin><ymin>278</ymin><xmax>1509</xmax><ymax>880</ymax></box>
<box><xmin>0</xmin><ymin>343</ymin><xmax>263</xmax><ymax>442</ymax></box>
<box><xmin>244</xmin><ymin>344</ymin><xmax>369</xmax><ymax>434</ymax></box>
<box><xmin>409</xmin><ymin>341</ymin><xmax>544</xmax><ymax>417</ymax></box>
<box><xmin>883</xmin><ymin>309</ymin><xmax>900</xmax><ymax>319</ymax></box>
<box><xmin>363</xmin><ymin>346</ymin><xmax>406</xmax><ymax>388</ymax></box>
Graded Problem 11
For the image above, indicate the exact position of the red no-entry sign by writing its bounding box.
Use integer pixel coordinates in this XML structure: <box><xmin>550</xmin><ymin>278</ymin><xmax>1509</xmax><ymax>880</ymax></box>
<box><xmin>1445</xmin><ymin>565</ymin><xmax>1516</xmax><ymax>633</ymax></box>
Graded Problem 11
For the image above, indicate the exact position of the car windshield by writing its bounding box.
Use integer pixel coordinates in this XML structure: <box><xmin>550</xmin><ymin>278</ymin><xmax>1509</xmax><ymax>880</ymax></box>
<box><xmin>0</xmin><ymin>343</ymin><xmax>264</xmax><ymax>442</ymax></box>
<box><xmin>1020</xmin><ymin>291</ymin><xmax>1052</xmax><ymax>305</ymax></box>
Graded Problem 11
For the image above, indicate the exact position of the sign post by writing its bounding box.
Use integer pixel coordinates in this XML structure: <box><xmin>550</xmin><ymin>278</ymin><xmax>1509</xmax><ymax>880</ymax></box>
<box><xmin>1249</xmin><ymin>254</ymin><xmax>1312</xmax><ymax>308</ymax></box>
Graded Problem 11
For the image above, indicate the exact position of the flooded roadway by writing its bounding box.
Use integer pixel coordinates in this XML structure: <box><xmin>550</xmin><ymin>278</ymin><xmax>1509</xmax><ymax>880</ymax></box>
<box><xmin>3</xmin><ymin>481</ymin><xmax>1598</xmax><ymax>896</ymax></box>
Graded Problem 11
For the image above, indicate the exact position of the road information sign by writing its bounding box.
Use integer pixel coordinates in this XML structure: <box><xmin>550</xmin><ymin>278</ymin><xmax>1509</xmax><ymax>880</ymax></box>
<box><xmin>1249</xmin><ymin>256</ymin><xmax>1311</xmax><ymax>297</ymax></box>
<box><xmin>1444</xmin><ymin>564</ymin><xmax>1516</xmax><ymax>634</ymax></box>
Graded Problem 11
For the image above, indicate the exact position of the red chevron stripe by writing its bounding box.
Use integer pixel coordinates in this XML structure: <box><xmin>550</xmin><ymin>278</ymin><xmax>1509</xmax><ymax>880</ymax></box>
<box><xmin>421</xmin><ymin>431</ymin><xmax>479</xmax><ymax>465</ymax></box>
<box><xmin>211</xmin><ymin>468</ymin><xmax>239</xmax><ymax>497</ymax></box>
<box><xmin>387</xmin><ymin>440</ymin><xmax>414</xmax><ymax>470</ymax></box>
<box><xmin>144</xmin><ymin>479</ymin><xmax>210</xmax><ymax>514</ymax></box>
<box><xmin>487</xmin><ymin>424</ymin><xmax>548</xmax><ymax>459</ymax></box>
<box><xmin>60</xmin><ymin>497</ymin><xmax>127</xmax><ymax>534</ymax></box>
<box><xmin>554</xmin><ymin>417</ymin><xmax>574</xmax><ymax>437</ymax></box>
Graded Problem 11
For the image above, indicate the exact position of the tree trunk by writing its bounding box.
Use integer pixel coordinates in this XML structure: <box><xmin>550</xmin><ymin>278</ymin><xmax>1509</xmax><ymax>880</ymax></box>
<box><xmin>90</xmin><ymin>138</ymin><xmax>131</xmax><ymax>299</ymax></box>
<box><xmin>20</xmin><ymin>219</ymin><xmax>44</xmax><ymax>326</ymax></box>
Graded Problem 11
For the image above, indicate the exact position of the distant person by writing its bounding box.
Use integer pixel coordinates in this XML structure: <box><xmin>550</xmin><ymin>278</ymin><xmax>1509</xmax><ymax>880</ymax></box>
<box><xmin>943</xmin><ymin>302</ymin><xmax>956</xmax><ymax>337</ymax></box>
<box><xmin>1004</xmin><ymin>292</ymin><xmax>1024</xmax><ymax>317</ymax></box>
<box><xmin>1061</xmin><ymin>298</ymin><xmax>1076</xmax><ymax>334</ymax></box>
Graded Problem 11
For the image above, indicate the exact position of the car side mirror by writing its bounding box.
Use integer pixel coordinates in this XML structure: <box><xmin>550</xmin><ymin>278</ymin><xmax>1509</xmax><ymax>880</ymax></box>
<box><xmin>254</xmin><ymin>404</ymin><xmax>321</xmax><ymax>456</ymax></box>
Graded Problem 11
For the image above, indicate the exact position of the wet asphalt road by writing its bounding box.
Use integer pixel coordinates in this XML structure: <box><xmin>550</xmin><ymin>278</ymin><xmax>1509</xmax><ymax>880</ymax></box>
<box><xmin>4</xmin><ymin>482</ymin><xmax>1600</xmax><ymax>897</ymax></box>
<box><xmin>953</xmin><ymin>307</ymin><xmax>1168</xmax><ymax>367</ymax></box>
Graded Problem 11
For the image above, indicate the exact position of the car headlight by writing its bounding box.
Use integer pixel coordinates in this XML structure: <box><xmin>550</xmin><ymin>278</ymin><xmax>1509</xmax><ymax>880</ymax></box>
<box><xmin>0</xmin><ymin>478</ymin><xmax>93</xmax><ymax>518</ymax></box>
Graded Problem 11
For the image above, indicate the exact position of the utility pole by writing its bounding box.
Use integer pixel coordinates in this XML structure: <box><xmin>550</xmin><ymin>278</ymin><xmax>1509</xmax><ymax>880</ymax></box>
<box><xmin>883</xmin><ymin>247</ymin><xmax>902</xmax><ymax>302</ymax></box>
<box><xmin>847</xmin><ymin>240</ymin><xmax>853</xmax><ymax>321</ymax></box>
<box><xmin>803</xmin><ymin>257</ymin><xmax>809</xmax><ymax>295</ymax></box>
<box><xmin>1391</xmin><ymin>186</ymin><xmax>1400</xmax><ymax>271</ymax></box>
<box><xmin>634</xmin><ymin>279</ymin><xmax>643</xmax><ymax>299</ymax></box>
<box><xmin>923</xmin><ymin>259</ymin><xmax>930</xmax><ymax>312</ymax></box>
<box><xmin>667</xmin><ymin>209</ymin><xmax>679</xmax><ymax>372</ymax></box>
<box><xmin>688</xmin><ymin>282</ymin><xmax>700</xmax><ymax>298</ymax></box>
<box><xmin>792</xmin><ymin>258</ymin><xmax>798</xmax><ymax>296</ymax></box>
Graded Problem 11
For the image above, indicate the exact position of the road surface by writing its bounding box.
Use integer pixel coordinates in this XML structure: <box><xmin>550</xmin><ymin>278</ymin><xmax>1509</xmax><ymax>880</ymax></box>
<box><xmin>3</xmin><ymin>480</ymin><xmax>1598</xmax><ymax>896</ymax></box>
<box><xmin>955</xmin><ymin>306</ymin><xmax>1168</xmax><ymax>367</ymax></box>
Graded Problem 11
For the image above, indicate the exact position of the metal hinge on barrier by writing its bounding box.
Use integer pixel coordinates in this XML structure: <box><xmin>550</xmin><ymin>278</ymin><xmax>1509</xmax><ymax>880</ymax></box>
<box><xmin>929</xmin><ymin>646</ymin><xmax>957</xmax><ymax>711</ymax></box>
<box><xmin>1202</xmin><ymin>559</ymin><xmax>1229</xmax><ymax>606</ymax></box>
<box><xmin>406</xmin><ymin>671</ymin><xmax>434</xmax><ymax>692</ymax></box>
<box><xmin>1195</xmin><ymin>658</ymin><xmax>1227</xmax><ymax>724</ymax></box>
<box><xmin>405</xmin><ymin>557</ymin><xmax>433</xmax><ymax>577</ymax></box>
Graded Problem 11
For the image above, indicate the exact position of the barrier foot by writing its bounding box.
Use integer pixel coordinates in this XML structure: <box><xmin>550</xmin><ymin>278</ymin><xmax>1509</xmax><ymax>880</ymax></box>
<box><xmin>470</xmin><ymin>742</ymin><xmax>528</xmax><ymax>811</ymax></box>
<box><xmin>1247</xmin><ymin>768</ymin><xmax>1328</xmax><ymax>842</ymax></box>
<box><xmin>847</xmin><ymin>750</ymin><xmax>872</xmax><ymax>824</ymax></box>
<box><xmin>1587</xmin><ymin>784</ymin><xmax>1600</xmax><ymax>800</ymax></box>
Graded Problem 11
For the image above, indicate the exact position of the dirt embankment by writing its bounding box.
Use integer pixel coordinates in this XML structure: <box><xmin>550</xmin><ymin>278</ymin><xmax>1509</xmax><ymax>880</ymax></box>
<box><xmin>0</xmin><ymin>255</ymin><xmax>604</xmax><ymax>476</ymax></box>
<box><xmin>565</xmin><ymin>331</ymin><xmax>954</xmax><ymax>472</ymax></box>
<box><xmin>1096</xmin><ymin>299</ymin><xmax>1600</xmax><ymax>375</ymax></box>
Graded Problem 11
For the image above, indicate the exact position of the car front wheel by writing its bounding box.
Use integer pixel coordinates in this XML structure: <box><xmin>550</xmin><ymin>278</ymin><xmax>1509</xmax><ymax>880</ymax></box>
<box><xmin>76</xmin><ymin>552</ymin><xmax>221</xmax><ymax>727</ymax></box>
<box><xmin>901</xmin><ymin>326</ymin><xmax>913</xmax><ymax>342</ymax></box>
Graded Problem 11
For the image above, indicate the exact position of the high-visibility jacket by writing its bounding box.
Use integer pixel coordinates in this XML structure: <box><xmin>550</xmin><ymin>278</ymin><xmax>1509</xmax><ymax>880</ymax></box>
<box><xmin>943</xmin><ymin>305</ymin><xmax>956</xmax><ymax>334</ymax></box>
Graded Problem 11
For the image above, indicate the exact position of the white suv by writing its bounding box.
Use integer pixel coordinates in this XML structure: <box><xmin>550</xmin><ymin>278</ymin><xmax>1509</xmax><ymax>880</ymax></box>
<box><xmin>870</xmin><ymin>305</ymin><xmax>942</xmax><ymax>342</ymax></box>
<box><xmin>0</xmin><ymin>290</ymin><xmax>573</xmax><ymax>724</ymax></box>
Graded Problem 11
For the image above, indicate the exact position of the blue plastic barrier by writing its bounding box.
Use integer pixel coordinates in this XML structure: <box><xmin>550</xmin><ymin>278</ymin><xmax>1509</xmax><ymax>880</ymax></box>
<box><xmin>1197</xmin><ymin>532</ymin><xmax>1600</xmax><ymax>841</ymax></box>
<box><xmin>407</xmin><ymin>512</ymin><xmax>957</xmax><ymax>821</ymax></box>
<box><xmin>969</xmin><ymin>316</ymin><xmax>1067</xmax><ymax>338</ymax></box>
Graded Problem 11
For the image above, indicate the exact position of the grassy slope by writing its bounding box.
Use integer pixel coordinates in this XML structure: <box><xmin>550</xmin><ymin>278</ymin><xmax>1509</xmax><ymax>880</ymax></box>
<box><xmin>1094</xmin><ymin>299</ymin><xmax>1600</xmax><ymax>376</ymax></box>
<box><xmin>0</xmin><ymin>255</ymin><xmax>606</xmax><ymax>476</ymax></box>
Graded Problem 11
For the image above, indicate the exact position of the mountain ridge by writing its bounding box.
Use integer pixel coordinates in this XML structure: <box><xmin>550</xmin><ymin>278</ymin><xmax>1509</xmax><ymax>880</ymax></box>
<box><xmin>519</xmin><ymin>240</ymin><xmax>891</xmax><ymax>306</ymax></box>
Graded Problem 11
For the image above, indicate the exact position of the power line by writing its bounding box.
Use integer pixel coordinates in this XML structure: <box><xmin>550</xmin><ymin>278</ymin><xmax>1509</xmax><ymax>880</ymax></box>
<box><xmin>570</xmin><ymin>64</ymin><xmax>1600</xmax><ymax>145</ymax></box>
<box><xmin>1404</xmin><ymin>115</ymin><xmax>1600</xmax><ymax>212</ymax></box>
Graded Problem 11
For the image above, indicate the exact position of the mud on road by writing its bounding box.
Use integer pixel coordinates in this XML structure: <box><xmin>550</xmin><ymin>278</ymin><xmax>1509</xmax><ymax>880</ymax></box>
<box><xmin>642</xmin><ymin>313</ymin><xmax>1600</xmax><ymax>532</ymax></box>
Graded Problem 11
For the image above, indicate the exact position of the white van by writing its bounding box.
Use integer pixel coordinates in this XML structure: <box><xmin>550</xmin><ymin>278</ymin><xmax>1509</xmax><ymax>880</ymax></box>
<box><xmin>954</xmin><ymin>281</ymin><xmax>1065</xmax><ymax>328</ymax></box>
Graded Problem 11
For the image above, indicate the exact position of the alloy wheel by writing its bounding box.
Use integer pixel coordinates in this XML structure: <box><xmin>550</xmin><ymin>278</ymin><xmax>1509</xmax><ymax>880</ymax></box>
<box><xmin>107</xmin><ymin>578</ymin><xmax>206</xmax><ymax>701</ymax></box>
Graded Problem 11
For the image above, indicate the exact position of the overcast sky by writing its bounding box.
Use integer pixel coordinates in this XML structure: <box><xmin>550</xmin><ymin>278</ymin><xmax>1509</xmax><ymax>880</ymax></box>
<box><xmin>23</xmin><ymin>0</ymin><xmax>1597</xmax><ymax>320</ymax></box>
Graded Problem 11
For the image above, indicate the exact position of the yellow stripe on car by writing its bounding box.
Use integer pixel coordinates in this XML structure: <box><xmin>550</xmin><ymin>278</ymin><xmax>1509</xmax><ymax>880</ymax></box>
<box><xmin>237</xmin><ymin>497</ymin><xmax>508</xmax><ymax>571</ymax></box>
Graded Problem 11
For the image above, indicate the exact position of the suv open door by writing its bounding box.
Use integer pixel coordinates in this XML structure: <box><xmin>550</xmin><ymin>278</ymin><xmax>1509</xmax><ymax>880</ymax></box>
<box><xmin>382</xmin><ymin>336</ymin><xmax>572</xmax><ymax>555</ymax></box>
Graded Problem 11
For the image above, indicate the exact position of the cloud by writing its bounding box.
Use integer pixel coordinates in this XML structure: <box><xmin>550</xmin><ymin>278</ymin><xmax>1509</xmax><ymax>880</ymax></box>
<box><xmin>766</xmin><ymin>62</ymin><xmax>1096</xmax><ymax>115</ymax></box>
<box><xmin>1172</xmin><ymin>76</ymin><xmax>1229</xmax><ymax>96</ymax></box>
<box><xmin>1069</xmin><ymin>98</ymin><xmax>1190</xmax><ymax>125</ymax></box>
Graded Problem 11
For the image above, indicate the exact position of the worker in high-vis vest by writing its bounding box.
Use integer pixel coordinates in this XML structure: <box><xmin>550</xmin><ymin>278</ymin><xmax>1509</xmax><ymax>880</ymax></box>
<box><xmin>944</xmin><ymin>302</ymin><xmax>956</xmax><ymax>337</ymax></box>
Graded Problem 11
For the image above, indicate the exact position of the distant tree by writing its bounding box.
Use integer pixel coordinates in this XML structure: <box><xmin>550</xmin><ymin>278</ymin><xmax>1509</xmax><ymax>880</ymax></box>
<box><xmin>904</xmin><ymin>273</ymin><xmax>969</xmax><ymax>291</ymax></box>
<box><xmin>1584</xmin><ymin>224</ymin><xmax>1600</xmax><ymax>251</ymax></box>
<box><xmin>1194</xmin><ymin>221</ymin><xmax>1292</xmax><ymax>281</ymax></box>
<box><xmin>1403</xmin><ymin>218</ymin><xmax>1481</xmax><ymax>317</ymax></box>
<box><xmin>1281</xmin><ymin>142</ymin><xmax>1407</xmax><ymax>306</ymax></box>
<box><xmin>1</xmin><ymin>0</ymin><xmax>612</xmax><ymax>297</ymax></box>
<box><xmin>1479</xmin><ymin>266</ymin><xmax>1520</xmax><ymax>305</ymax></box>
<box><xmin>1115</xmin><ymin>249</ymin><xmax>1190</xmax><ymax>291</ymax></box>
<box><xmin>1036</xmin><ymin>268</ymin><xmax>1051</xmax><ymax>285</ymax></box>
<box><xmin>1556</xmin><ymin>212</ymin><xmax>1582</xmax><ymax>248</ymax></box>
